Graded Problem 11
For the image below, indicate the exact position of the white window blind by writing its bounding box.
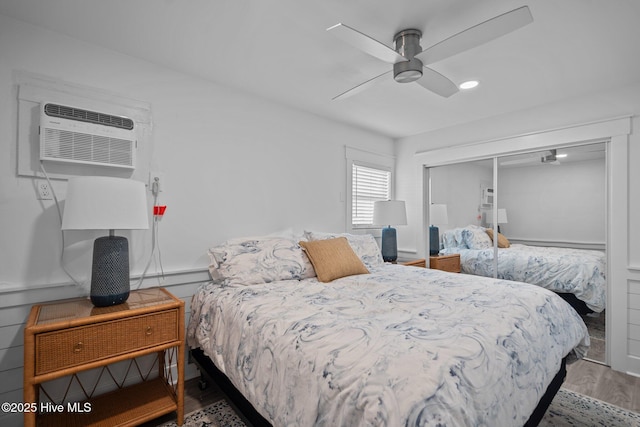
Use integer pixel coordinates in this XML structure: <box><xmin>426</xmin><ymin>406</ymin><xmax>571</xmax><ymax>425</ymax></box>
<box><xmin>352</xmin><ymin>163</ymin><xmax>391</xmax><ymax>226</ymax></box>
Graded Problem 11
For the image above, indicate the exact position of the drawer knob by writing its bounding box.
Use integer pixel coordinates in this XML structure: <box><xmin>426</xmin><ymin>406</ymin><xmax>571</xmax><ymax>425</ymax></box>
<box><xmin>74</xmin><ymin>342</ymin><xmax>83</xmax><ymax>352</ymax></box>
<box><xmin>145</xmin><ymin>326</ymin><xmax>153</xmax><ymax>336</ymax></box>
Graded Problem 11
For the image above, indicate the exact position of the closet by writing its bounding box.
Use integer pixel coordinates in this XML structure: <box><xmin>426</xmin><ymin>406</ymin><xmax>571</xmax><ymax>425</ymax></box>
<box><xmin>427</xmin><ymin>142</ymin><xmax>607</xmax><ymax>364</ymax></box>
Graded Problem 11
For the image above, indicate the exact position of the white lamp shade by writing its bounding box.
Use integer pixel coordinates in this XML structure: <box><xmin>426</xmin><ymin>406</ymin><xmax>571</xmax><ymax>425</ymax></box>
<box><xmin>373</xmin><ymin>200</ymin><xmax>407</xmax><ymax>226</ymax></box>
<box><xmin>429</xmin><ymin>204</ymin><xmax>448</xmax><ymax>225</ymax></box>
<box><xmin>497</xmin><ymin>208</ymin><xmax>508</xmax><ymax>224</ymax></box>
<box><xmin>62</xmin><ymin>176</ymin><xmax>149</xmax><ymax>230</ymax></box>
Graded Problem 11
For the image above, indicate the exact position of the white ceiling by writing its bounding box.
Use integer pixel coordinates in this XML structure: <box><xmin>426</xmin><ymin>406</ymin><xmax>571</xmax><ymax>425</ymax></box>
<box><xmin>1</xmin><ymin>0</ymin><xmax>640</xmax><ymax>139</ymax></box>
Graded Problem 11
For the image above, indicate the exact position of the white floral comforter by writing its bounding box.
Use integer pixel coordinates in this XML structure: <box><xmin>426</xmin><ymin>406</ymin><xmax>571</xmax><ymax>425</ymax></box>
<box><xmin>187</xmin><ymin>265</ymin><xmax>589</xmax><ymax>427</ymax></box>
<box><xmin>441</xmin><ymin>244</ymin><xmax>606</xmax><ymax>312</ymax></box>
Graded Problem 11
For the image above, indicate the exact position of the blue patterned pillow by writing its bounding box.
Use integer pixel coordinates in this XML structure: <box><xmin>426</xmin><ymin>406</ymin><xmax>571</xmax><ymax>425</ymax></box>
<box><xmin>208</xmin><ymin>237</ymin><xmax>316</xmax><ymax>285</ymax></box>
<box><xmin>442</xmin><ymin>228</ymin><xmax>467</xmax><ymax>249</ymax></box>
<box><xmin>462</xmin><ymin>226</ymin><xmax>493</xmax><ymax>250</ymax></box>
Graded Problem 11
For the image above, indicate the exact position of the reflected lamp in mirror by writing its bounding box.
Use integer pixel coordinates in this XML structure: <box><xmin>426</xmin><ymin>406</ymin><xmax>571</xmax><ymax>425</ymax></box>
<box><xmin>373</xmin><ymin>200</ymin><xmax>407</xmax><ymax>263</ymax></box>
<box><xmin>496</xmin><ymin>208</ymin><xmax>508</xmax><ymax>233</ymax></box>
<box><xmin>429</xmin><ymin>204</ymin><xmax>448</xmax><ymax>256</ymax></box>
<box><xmin>62</xmin><ymin>176</ymin><xmax>148</xmax><ymax>307</ymax></box>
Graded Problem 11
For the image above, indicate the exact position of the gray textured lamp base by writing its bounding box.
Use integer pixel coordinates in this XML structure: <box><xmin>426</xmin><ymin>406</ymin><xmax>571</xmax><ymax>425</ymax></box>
<box><xmin>381</xmin><ymin>226</ymin><xmax>398</xmax><ymax>262</ymax></box>
<box><xmin>91</xmin><ymin>235</ymin><xmax>130</xmax><ymax>307</ymax></box>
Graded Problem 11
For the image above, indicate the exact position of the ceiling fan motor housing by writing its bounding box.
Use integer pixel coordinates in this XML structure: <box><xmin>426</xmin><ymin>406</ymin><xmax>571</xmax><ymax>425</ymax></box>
<box><xmin>393</xmin><ymin>29</ymin><xmax>423</xmax><ymax>83</ymax></box>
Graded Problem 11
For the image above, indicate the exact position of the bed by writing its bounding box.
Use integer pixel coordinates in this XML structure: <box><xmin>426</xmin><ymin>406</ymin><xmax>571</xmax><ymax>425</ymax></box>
<box><xmin>439</xmin><ymin>225</ymin><xmax>606</xmax><ymax>314</ymax></box>
<box><xmin>187</xmin><ymin>232</ymin><xmax>590</xmax><ymax>427</ymax></box>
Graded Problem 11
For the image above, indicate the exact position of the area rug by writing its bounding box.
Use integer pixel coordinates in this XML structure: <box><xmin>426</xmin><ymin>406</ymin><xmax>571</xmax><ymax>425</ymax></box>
<box><xmin>540</xmin><ymin>388</ymin><xmax>640</xmax><ymax>426</ymax></box>
<box><xmin>159</xmin><ymin>399</ymin><xmax>247</xmax><ymax>427</ymax></box>
<box><xmin>161</xmin><ymin>388</ymin><xmax>640</xmax><ymax>427</ymax></box>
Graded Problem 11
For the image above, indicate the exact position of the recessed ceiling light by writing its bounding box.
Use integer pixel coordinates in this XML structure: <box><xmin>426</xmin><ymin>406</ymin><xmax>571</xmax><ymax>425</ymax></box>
<box><xmin>459</xmin><ymin>80</ymin><xmax>479</xmax><ymax>90</ymax></box>
<box><xmin>556</xmin><ymin>153</ymin><xmax>568</xmax><ymax>158</ymax></box>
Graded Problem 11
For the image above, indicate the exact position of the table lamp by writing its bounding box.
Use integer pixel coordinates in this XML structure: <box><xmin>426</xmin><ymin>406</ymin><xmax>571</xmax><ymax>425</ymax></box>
<box><xmin>373</xmin><ymin>200</ymin><xmax>407</xmax><ymax>262</ymax></box>
<box><xmin>429</xmin><ymin>204</ymin><xmax>448</xmax><ymax>255</ymax></box>
<box><xmin>495</xmin><ymin>208</ymin><xmax>508</xmax><ymax>233</ymax></box>
<box><xmin>62</xmin><ymin>176</ymin><xmax>148</xmax><ymax>307</ymax></box>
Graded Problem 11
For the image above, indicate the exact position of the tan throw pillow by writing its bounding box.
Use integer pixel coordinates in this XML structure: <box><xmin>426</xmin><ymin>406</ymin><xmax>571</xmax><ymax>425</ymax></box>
<box><xmin>299</xmin><ymin>237</ymin><xmax>369</xmax><ymax>282</ymax></box>
<box><xmin>485</xmin><ymin>229</ymin><xmax>511</xmax><ymax>248</ymax></box>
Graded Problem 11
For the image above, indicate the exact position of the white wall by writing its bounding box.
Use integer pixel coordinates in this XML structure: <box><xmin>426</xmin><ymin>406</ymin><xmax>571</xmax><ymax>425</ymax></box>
<box><xmin>429</xmin><ymin>161</ymin><xmax>492</xmax><ymax>229</ymax></box>
<box><xmin>395</xmin><ymin>83</ymin><xmax>640</xmax><ymax>376</ymax></box>
<box><xmin>0</xmin><ymin>13</ymin><xmax>394</xmax><ymax>424</ymax></box>
<box><xmin>0</xmin><ymin>13</ymin><xmax>393</xmax><ymax>289</ymax></box>
<box><xmin>498</xmin><ymin>158</ymin><xmax>606</xmax><ymax>244</ymax></box>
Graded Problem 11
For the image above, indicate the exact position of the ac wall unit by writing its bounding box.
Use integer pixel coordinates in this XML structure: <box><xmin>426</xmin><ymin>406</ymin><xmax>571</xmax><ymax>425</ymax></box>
<box><xmin>481</xmin><ymin>187</ymin><xmax>494</xmax><ymax>207</ymax></box>
<box><xmin>39</xmin><ymin>102</ymin><xmax>136</xmax><ymax>169</ymax></box>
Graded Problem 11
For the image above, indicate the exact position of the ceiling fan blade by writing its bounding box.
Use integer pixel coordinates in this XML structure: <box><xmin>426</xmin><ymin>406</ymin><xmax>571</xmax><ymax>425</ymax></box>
<box><xmin>327</xmin><ymin>23</ymin><xmax>408</xmax><ymax>64</ymax></box>
<box><xmin>416</xmin><ymin>6</ymin><xmax>533</xmax><ymax>65</ymax></box>
<box><xmin>332</xmin><ymin>70</ymin><xmax>391</xmax><ymax>101</ymax></box>
<box><xmin>415</xmin><ymin>67</ymin><xmax>459</xmax><ymax>97</ymax></box>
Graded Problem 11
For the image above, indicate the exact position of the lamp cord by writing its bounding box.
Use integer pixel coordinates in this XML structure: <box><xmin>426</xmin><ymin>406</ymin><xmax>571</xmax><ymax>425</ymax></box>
<box><xmin>134</xmin><ymin>183</ymin><xmax>165</xmax><ymax>289</ymax></box>
<box><xmin>41</xmin><ymin>163</ymin><xmax>165</xmax><ymax>290</ymax></box>
<box><xmin>39</xmin><ymin>162</ymin><xmax>82</xmax><ymax>287</ymax></box>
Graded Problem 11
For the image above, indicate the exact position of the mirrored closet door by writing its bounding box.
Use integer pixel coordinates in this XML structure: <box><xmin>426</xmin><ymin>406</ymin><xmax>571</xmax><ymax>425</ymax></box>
<box><xmin>497</xmin><ymin>143</ymin><xmax>607</xmax><ymax>364</ymax></box>
<box><xmin>428</xmin><ymin>142</ymin><xmax>607</xmax><ymax>365</ymax></box>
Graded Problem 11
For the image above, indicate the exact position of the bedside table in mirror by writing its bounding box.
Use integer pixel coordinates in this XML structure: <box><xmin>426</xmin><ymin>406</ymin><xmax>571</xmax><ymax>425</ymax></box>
<box><xmin>429</xmin><ymin>254</ymin><xmax>461</xmax><ymax>273</ymax></box>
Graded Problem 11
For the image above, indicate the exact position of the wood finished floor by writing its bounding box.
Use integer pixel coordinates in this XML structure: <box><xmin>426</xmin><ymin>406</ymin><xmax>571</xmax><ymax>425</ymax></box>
<box><xmin>564</xmin><ymin>359</ymin><xmax>640</xmax><ymax>413</ymax></box>
<box><xmin>582</xmin><ymin>311</ymin><xmax>606</xmax><ymax>364</ymax></box>
<box><xmin>145</xmin><ymin>358</ymin><xmax>640</xmax><ymax>426</ymax></box>
<box><xmin>140</xmin><ymin>376</ymin><xmax>229</xmax><ymax>426</ymax></box>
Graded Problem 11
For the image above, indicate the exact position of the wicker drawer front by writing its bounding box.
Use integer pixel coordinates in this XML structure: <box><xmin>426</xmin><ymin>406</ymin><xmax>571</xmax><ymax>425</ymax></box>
<box><xmin>431</xmin><ymin>257</ymin><xmax>460</xmax><ymax>272</ymax></box>
<box><xmin>35</xmin><ymin>310</ymin><xmax>178</xmax><ymax>375</ymax></box>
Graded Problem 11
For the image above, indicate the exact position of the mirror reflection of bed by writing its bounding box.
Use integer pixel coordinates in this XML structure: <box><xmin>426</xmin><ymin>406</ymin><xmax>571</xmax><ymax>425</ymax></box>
<box><xmin>428</xmin><ymin>142</ymin><xmax>607</xmax><ymax>364</ymax></box>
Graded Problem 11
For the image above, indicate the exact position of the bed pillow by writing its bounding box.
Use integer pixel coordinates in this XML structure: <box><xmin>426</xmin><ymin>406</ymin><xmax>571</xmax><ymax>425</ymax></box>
<box><xmin>462</xmin><ymin>225</ymin><xmax>493</xmax><ymax>250</ymax></box>
<box><xmin>304</xmin><ymin>231</ymin><xmax>384</xmax><ymax>269</ymax></box>
<box><xmin>485</xmin><ymin>229</ymin><xmax>511</xmax><ymax>248</ymax></box>
<box><xmin>299</xmin><ymin>237</ymin><xmax>369</xmax><ymax>282</ymax></box>
<box><xmin>442</xmin><ymin>228</ymin><xmax>467</xmax><ymax>249</ymax></box>
<box><xmin>208</xmin><ymin>237</ymin><xmax>316</xmax><ymax>285</ymax></box>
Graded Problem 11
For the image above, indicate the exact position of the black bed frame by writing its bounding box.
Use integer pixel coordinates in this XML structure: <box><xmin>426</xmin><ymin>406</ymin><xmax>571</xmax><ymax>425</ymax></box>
<box><xmin>190</xmin><ymin>348</ymin><xmax>566</xmax><ymax>427</ymax></box>
<box><xmin>191</xmin><ymin>348</ymin><xmax>271</xmax><ymax>427</ymax></box>
<box><xmin>557</xmin><ymin>292</ymin><xmax>594</xmax><ymax>316</ymax></box>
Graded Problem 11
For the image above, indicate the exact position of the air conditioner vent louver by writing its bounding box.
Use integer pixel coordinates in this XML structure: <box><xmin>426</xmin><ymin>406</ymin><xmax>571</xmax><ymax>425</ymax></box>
<box><xmin>39</xmin><ymin>102</ymin><xmax>136</xmax><ymax>169</ymax></box>
<box><xmin>42</xmin><ymin>129</ymin><xmax>133</xmax><ymax>166</ymax></box>
<box><xmin>44</xmin><ymin>103</ymin><xmax>134</xmax><ymax>130</ymax></box>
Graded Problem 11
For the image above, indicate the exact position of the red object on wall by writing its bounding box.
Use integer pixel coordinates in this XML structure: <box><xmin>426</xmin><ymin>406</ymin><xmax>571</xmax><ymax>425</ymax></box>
<box><xmin>153</xmin><ymin>205</ymin><xmax>167</xmax><ymax>216</ymax></box>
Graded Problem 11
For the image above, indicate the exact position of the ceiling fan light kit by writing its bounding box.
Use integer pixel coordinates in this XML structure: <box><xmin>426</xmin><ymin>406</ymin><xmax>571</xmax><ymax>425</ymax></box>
<box><xmin>393</xmin><ymin>29</ymin><xmax>424</xmax><ymax>83</ymax></box>
<box><xmin>327</xmin><ymin>5</ymin><xmax>533</xmax><ymax>100</ymax></box>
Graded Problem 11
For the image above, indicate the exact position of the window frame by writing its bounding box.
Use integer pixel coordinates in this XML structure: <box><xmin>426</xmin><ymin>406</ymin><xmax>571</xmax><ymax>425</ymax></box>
<box><xmin>346</xmin><ymin>147</ymin><xmax>395</xmax><ymax>232</ymax></box>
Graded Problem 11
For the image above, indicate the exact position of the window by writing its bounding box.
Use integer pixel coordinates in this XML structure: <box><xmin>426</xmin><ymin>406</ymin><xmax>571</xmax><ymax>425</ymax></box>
<box><xmin>346</xmin><ymin>147</ymin><xmax>395</xmax><ymax>231</ymax></box>
<box><xmin>351</xmin><ymin>163</ymin><xmax>391</xmax><ymax>227</ymax></box>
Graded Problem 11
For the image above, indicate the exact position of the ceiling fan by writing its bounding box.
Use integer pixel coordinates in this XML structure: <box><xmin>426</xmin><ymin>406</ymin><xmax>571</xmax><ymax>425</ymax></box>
<box><xmin>500</xmin><ymin>149</ymin><xmax>563</xmax><ymax>167</ymax></box>
<box><xmin>541</xmin><ymin>149</ymin><xmax>561</xmax><ymax>165</ymax></box>
<box><xmin>327</xmin><ymin>5</ymin><xmax>533</xmax><ymax>100</ymax></box>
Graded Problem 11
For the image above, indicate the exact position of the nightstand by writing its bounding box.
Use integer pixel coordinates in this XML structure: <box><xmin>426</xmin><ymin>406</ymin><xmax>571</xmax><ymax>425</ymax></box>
<box><xmin>23</xmin><ymin>287</ymin><xmax>184</xmax><ymax>427</ymax></box>
<box><xmin>400</xmin><ymin>259</ymin><xmax>427</xmax><ymax>268</ymax></box>
<box><xmin>429</xmin><ymin>254</ymin><xmax>461</xmax><ymax>273</ymax></box>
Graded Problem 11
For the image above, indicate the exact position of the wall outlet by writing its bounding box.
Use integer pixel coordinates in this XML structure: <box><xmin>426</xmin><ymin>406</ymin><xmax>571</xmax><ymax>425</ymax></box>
<box><xmin>149</xmin><ymin>171</ymin><xmax>165</xmax><ymax>195</ymax></box>
<box><xmin>37</xmin><ymin>181</ymin><xmax>52</xmax><ymax>200</ymax></box>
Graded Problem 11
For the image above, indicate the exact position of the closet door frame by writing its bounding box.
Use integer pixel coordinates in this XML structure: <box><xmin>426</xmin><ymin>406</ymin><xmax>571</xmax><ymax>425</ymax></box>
<box><xmin>416</xmin><ymin>116</ymin><xmax>630</xmax><ymax>373</ymax></box>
